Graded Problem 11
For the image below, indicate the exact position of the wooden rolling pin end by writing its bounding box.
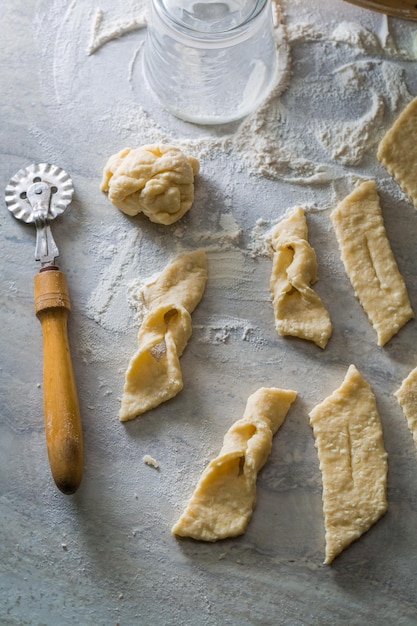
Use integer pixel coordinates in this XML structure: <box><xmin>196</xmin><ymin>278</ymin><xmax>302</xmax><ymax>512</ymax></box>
<box><xmin>34</xmin><ymin>269</ymin><xmax>84</xmax><ymax>495</ymax></box>
<box><xmin>50</xmin><ymin>441</ymin><xmax>83</xmax><ymax>495</ymax></box>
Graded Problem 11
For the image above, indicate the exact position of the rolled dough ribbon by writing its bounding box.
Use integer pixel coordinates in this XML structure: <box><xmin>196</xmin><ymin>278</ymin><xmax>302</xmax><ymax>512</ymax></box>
<box><xmin>172</xmin><ymin>387</ymin><xmax>297</xmax><ymax>541</ymax></box>
<box><xmin>270</xmin><ymin>207</ymin><xmax>332</xmax><ymax>349</ymax></box>
<box><xmin>119</xmin><ymin>304</ymin><xmax>192</xmax><ymax>421</ymax></box>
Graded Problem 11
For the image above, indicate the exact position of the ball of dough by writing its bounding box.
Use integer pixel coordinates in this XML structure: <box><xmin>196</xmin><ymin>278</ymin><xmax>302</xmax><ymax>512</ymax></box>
<box><xmin>100</xmin><ymin>144</ymin><xmax>200</xmax><ymax>225</ymax></box>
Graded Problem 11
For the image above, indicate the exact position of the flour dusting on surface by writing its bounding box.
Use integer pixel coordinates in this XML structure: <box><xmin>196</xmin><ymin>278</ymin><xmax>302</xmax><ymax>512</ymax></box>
<box><xmin>86</xmin><ymin>227</ymin><xmax>142</xmax><ymax>332</ymax></box>
<box><xmin>87</xmin><ymin>3</ymin><xmax>148</xmax><ymax>55</ymax></box>
<box><xmin>194</xmin><ymin>316</ymin><xmax>262</xmax><ymax>346</ymax></box>
<box><xmin>316</xmin><ymin>92</ymin><xmax>385</xmax><ymax>166</ymax></box>
<box><xmin>35</xmin><ymin>0</ymin><xmax>417</xmax><ymax>343</ymax></box>
<box><xmin>5</xmin><ymin>2</ymin><xmax>417</xmax><ymax>620</ymax></box>
<box><xmin>44</xmin><ymin>0</ymin><xmax>415</xmax><ymax>184</ymax></box>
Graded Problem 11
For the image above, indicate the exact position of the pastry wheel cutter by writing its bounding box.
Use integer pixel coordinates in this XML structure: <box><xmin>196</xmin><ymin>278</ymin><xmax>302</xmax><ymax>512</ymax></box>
<box><xmin>5</xmin><ymin>163</ymin><xmax>83</xmax><ymax>495</ymax></box>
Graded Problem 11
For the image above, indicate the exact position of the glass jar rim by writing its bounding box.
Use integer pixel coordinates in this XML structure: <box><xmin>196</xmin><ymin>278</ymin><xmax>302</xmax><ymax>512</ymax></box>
<box><xmin>151</xmin><ymin>0</ymin><xmax>270</xmax><ymax>38</ymax></box>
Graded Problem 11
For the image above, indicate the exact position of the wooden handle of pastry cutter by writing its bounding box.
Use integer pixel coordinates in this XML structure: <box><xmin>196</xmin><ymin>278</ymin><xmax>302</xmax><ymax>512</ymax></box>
<box><xmin>34</xmin><ymin>268</ymin><xmax>83</xmax><ymax>494</ymax></box>
<box><xmin>344</xmin><ymin>0</ymin><xmax>417</xmax><ymax>19</ymax></box>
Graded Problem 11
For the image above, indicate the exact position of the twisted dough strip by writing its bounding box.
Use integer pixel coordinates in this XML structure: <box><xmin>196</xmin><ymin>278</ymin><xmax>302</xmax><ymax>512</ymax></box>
<box><xmin>270</xmin><ymin>207</ymin><xmax>332</xmax><ymax>349</ymax></box>
<box><xmin>172</xmin><ymin>387</ymin><xmax>297</xmax><ymax>541</ymax></box>
<box><xmin>119</xmin><ymin>304</ymin><xmax>192</xmax><ymax>421</ymax></box>
<box><xmin>119</xmin><ymin>250</ymin><xmax>207</xmax><ymax>421</ymax></box>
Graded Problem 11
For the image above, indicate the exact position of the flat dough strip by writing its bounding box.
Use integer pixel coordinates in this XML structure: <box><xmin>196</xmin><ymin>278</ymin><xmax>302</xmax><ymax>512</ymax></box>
<box><xmin>309</xmin><ymin>365</ymin><xmax>388</xmax><ymax>564</ymax></box>
<box><xmin>331</xmin><ymin>180</ymin><xmax>413</xmax><ymax>346</ymax></box>
<box><xmin>270</xmin><ymin>207</ymin><xmax>332</xmax><ymax>349</ymax></box>
<box><xmin>395</xmin><ymin>366</ymin><xmax>417</xmax><ymax>449</ymax></box>
<box><xmin>377</xmin><ymin>96</ymin><xmax>417</xmax><ymax>209</ymax></box>
<box><xmin>119</xmin><ymin>250</ymin><xmax>207</xmax><ymax>421</ymax></box>
<box><xmin>172</xmin><ymin>387</ymin><xmax>297</xmax><ymax>541</ymax></box>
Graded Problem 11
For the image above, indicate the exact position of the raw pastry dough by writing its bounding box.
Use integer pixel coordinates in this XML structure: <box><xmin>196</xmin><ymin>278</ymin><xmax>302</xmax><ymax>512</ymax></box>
<box><xmin>331</xmin><ymin>180</ymin><xmax>413</xmax><ymax>346</ymax></box>
<box><xmin>119</xmin><ymin>250</ymin><xmax>207</xmax><ymax>421</ymax></box>
<box><xmin>101</xmin><ymin>144</ymin><xmax>200</xmax><ymax>224</ymax></box>
<box><xmin>138</xmin><ymin>249</ymin><xmax>208</xmax><ymax>314</ymax></box>
<box><xmin>269</xmin><ymin>207</ymin><xmax>332</xmax><ymax>349</ymax></box>
<box><xmin>395</xmin><ymin>366</ymin><xmax>417</xmax><ymax>449</ymax></box>
<box><xmin>309</xmin><ymin>365</ymin><xmax>388</xmax><ymax>564</ymax></box>
<box><xmin>172</xmin><ymin>387</ymin><xmax>297</xmax><ymax>541</ymax></box>
<box><xmin>377</xmin><ymin>96</ymin><xmax>417</xmax><ymax>209</ymax></box>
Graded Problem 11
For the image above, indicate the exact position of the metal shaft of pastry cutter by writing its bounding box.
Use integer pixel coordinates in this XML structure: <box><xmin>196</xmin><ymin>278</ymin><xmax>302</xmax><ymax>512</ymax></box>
<box><xmin>29</xmin><ymin>180</ymin><xmax>60</xmax><ymax>265</ymax></box>
<box><xmin>5</xmin><ymin>163</ymin><xmax>83</xmax><ymax>495</ymax></box>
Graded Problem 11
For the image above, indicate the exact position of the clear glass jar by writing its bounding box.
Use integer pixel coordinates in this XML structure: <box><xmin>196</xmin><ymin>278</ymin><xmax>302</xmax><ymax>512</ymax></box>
<box><xmin>143</xmin><ymin>0</ymin><xmax>278</xmax><ymax>125</ymax></box>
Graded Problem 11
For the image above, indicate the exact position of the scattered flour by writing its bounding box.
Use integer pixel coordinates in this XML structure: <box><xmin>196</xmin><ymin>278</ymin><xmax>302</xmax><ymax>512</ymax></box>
<box><xmin>248</xmin><ymin>204</ymin><xmax>322</xmax><ymax>258</ymax></box>
<box><xmin>86</xmin><ymin>227</ymin><xmax>142</xmax><ymax>332</ymax></box>
<box><xmin>381</xmin><ymin>62</ymin><xmax>413</xmax><ymax>110</ymax></box>
<box><xmin>87</xmin><ymin>211</ymin><xmax>244</xmax><ymax>332</ymax></box>
<box><xmin>126</xmin><ymin>273</ymin><xmax>155</xmax><ymax>324</ymax></box>
<box><xmin>163</xmin><ymin>14</ymin><xmax>411</xmax><ymax>183</ymax></box>
<box><xmin>193</xmin><ymin>316</ymin><xmax>262</xmax><ymax>346</ymax></box>
<box><xmin>36</xmin><ymin>0</ymin><xmax>417</xmax><ymax>337</ymax></box>
<box><xmin>87</xmin><ymin>4</ymin><xmax>148</xmax><ymax>55</ymax></box>
<box><xmin>96</xmin><ymin>105</ymin><xmax>170</xmax><ymax>145</ymax></box>
<box><xmin>43</xmin><ymin>0</ymin><xmax>415</xmax><ymax>184</ymax></box>
<box><xmin>249</xmin><ymin>219</ymin><xmax>275</xmax><ymax>259</ymax></box>
<box><xmin>330</xmin><ymin>21</ymin><xmax>383</xmax><ymax>54</ymax></box>
<box><xmin>171</xmin><ymin>215</ymin><xmax>243</xmax><ymax>249</ymax></box>
<box><xmin>315</xmin><ymin>92</ymin><xmax>385</xmax><ymax>166</ymax></box>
